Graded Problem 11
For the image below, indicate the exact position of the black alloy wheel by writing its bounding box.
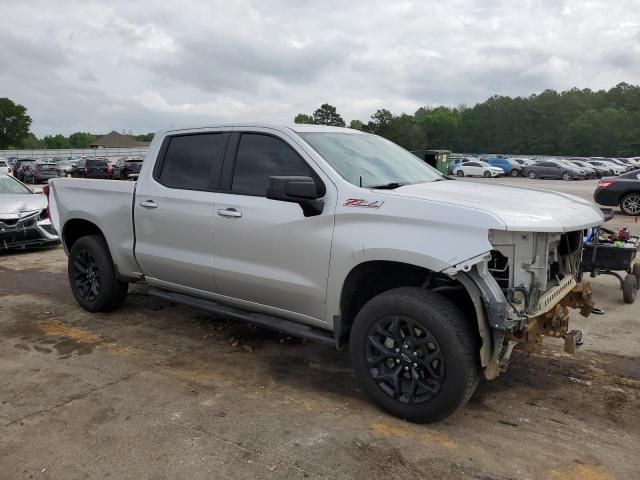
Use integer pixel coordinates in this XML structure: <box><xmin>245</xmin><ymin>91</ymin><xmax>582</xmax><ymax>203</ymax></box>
<box><xmin>365</xmin><ymin>315</ymin><xmax>445</xmax><ymax>404</ymax></box>
<box><xmin>71</xmin><ymin>249</ymin><xmax>101</xmax><ymax>302</ymax></box>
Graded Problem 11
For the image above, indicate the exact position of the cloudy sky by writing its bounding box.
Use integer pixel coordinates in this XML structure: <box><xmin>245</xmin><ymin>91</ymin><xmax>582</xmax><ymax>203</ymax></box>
<box><xmin>1</xmin><ymin>0</ymin><xmax>639</xmax><ymax>136</ymax></box>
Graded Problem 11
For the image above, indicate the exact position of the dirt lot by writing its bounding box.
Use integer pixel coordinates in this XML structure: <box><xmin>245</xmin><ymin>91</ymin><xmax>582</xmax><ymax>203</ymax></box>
<box><xmin>1</xmin><ymin>178</ymin><xmax>639</xmax><ymax>479</ymax></box>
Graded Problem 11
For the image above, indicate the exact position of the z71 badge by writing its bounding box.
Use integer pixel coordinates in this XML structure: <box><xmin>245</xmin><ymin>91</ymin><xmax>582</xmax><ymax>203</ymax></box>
<box><xmin>343</xmin><ymin>198</ymin><xmax>385</xmax><ymax>209</ymax></box>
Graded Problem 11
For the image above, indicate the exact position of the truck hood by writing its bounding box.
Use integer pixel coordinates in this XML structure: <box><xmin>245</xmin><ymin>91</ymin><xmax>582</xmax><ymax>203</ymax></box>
<box><xmin>378</xmin><ymin>180</ymin><xmax>603</xmax><ymax>232</ymax></box>
<box><xmin>0</xmin><ymin>193</ymin><xmax>46</xmax><ymax>217</ymax></box>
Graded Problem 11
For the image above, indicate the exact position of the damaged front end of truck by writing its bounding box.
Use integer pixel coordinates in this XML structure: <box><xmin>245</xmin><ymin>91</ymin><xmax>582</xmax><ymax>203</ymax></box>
<box><xmin>451</xmin><ymin>229</ymin><xmax>596</xmax><ymax>380</ymax></box>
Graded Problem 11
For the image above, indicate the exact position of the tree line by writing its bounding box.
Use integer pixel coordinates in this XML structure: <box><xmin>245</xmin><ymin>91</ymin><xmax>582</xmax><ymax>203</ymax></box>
<box><xmin>296</xmin><ymin>83</ymin><xmax>640</xmax><ymax>156</ymax></box>
<box><xmin>3</xmin><ymin>82</ymin><xmax>640</xmax><ymax>155</ymax></box>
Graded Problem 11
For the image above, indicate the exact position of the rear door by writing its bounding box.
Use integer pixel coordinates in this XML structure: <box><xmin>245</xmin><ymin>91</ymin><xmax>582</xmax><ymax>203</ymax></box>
<box><xmin>209</xmin><ymin>129</ymin><xmax>336</xmax><ymax>322</ymax></box>
<box><xmin>134</xmin><ymin>130</ymin><xmax>230</xmax><ymax>293</ymax></box>
<box><xmin>465</xmin><ymin>162</ymin><xmax>481</xmax><ymax>176</ymax></box>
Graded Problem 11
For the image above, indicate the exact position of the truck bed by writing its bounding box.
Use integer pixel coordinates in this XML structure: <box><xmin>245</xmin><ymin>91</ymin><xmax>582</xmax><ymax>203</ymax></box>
<box><xmin>48</xmin><ymin>178</ymin><xmax>141</xmax><ymax>279</ymax></box>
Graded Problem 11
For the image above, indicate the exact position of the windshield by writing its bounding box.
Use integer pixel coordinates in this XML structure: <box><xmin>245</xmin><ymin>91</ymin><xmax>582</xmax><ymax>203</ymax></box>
<box><xmin>299</xmin><ymin>132</ymin><xmax>445</xmax><ymax>187</ymax></box>
<box><xmin>0</xmin><ymin>175</ymin><xmax>31</xmax><ymax>194</ymax></box>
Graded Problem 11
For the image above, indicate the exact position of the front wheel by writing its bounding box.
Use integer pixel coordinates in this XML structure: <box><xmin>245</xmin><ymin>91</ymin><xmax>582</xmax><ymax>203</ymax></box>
<box><xmin>620</xmin><ymin>193</ymin><xmax>640</xmax><ymax>216</ymax></box>
<box><xmin>510</xmin><ymin>169</ymin><xmax>520</xmax><ymax>177</ymax></box>
<box><xmin>528</xmin><ymin>171</ymin><xmax>537</xmax><ymax>179</ymax></box>
<box><xmin>349</xmin><ymin>287</ymin><xmax>479</xmax><ymax>423</ymax></box>
<box><xmin>562</xmin><ymin>171</ymin><xmax>571</xmax><ymax>181</ymax></box>
<box><xmin>68</xmin><ymin>235</ymin><xmax>128</xmax><ymax>312</ymax></box>
<box><xmin>483</xmin><ymin>170</ymin><xmax>491</xmax><ymax>178</ymax></box>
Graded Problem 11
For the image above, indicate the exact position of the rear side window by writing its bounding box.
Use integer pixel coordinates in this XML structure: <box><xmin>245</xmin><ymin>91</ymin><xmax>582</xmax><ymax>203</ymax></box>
<box><xmin>231</xmin><ymin>134</ymin><xmax>313</xmax><ymax>196</ymax></box>
<box><xmin>158</xmin><ymin>133</ymin><xmax>228</xmax><ymax>190</ymax></box>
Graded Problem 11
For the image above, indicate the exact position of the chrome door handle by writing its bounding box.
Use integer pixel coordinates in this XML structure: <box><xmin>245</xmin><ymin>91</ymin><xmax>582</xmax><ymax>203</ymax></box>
<box><xmin>217</xmin><ymin>208</ymin><xmax>242</xmax><ymax>218</ymax></box>
<box><xmin>139</xmin><ymin>200</ymin><xmax>158</xmax><ymax>209</ymax></box>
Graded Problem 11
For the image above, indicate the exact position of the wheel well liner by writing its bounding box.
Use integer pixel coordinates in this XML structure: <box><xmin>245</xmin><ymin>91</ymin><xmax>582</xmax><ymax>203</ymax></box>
<box><xmin>62</xmin><ymin>219</ymin><xmax>104</xmax><ymax>252</ymax></box>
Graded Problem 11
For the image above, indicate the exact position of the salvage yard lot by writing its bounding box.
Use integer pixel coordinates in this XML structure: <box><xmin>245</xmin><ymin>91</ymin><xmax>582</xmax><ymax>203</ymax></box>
<box><xmin>1</xmin><ymin>178</ymin><xmax>639</xmax><ymax>480</ymax></box>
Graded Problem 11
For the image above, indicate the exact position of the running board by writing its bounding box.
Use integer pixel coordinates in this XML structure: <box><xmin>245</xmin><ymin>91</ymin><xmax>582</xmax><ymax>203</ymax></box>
<box><xmin>147</xmin><ymin>287</ymin><xmax>336</xmax><ymax>347</ymax></box>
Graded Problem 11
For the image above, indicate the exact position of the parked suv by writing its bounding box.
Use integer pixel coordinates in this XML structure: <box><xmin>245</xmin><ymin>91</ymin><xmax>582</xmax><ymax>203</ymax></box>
<box><xmin>24</xmin><ymin>161</ymin><xmax>58</xmax><ymax>184</ymax></box>
<box><xmin>49</xmin><ymin>124</ymin><xmax>602</xmax><ymax>423</ymax></box>
<box><xmin>112</xmin><ymin>156</ymin><xmax>144</xmax><ymax>180</ymax></box>
<box><xmin>14</xmin><ymin>159</ymin><xmax>35</xmax><ymax>182</ymax></box>
<box><xmin>72</xmin><ymin>158</ymin><xmax>110</xmax><ymax>178</ymax></box>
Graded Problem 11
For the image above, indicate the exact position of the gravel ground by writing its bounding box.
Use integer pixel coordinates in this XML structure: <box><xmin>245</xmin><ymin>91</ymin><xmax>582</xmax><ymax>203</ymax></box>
<box><xmin>1</xmin><ymin>177</ymin><xmax>639</xmax><ymax>480</ymax></box>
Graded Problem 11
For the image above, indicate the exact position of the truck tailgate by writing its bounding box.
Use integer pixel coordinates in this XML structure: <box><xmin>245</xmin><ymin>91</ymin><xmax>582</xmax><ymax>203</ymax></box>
<box><xmin>49</xmin><ymin>178</ymin><xmax>140</xmax><ymax>279</ymax></box>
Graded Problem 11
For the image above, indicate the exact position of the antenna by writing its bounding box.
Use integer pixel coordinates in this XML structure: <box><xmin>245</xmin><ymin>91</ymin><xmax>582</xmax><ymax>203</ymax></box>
<box><xmin>359</xmin><ymin>176</ymin><xmax>363</xmax><ymax>187</ymax></box>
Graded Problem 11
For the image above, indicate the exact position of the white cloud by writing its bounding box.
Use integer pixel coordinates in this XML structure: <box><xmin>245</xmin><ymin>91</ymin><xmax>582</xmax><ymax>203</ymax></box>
<box><xmin>0</xmin><ymin>0</ymin><xmax>638</xmax><ymax>136</ymax></box>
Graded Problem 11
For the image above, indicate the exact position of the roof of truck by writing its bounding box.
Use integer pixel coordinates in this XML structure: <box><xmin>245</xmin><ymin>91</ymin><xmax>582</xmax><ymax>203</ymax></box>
<box><xmin>159</xmin><ymin>124</ymin><xmax>364</xmax><ymax>135</ymax></box>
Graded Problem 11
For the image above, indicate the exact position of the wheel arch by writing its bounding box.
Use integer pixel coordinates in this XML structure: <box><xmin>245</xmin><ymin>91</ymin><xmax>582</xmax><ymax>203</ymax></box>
<box><xmin>62</xmin><ymin>218</ymin><xmax>105</xmax><ymax>253</ymax></box>
<box><xmin>335</xmin><ymin>260</ymin><xmax>491</xmax><ymax>368</ymax></box>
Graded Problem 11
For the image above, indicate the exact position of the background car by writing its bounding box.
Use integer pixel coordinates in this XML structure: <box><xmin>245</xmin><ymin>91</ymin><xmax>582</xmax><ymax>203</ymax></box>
<box><xmin>557</xmin><ymin>159</ymin><xmax>590</xmax><ymax>179</ymax></box>
<box><xmin>24</xmin><ymin>161</ymin><xmax>58</xmax><ymax>184</ymax></box>
<box><xmin>71</xmin><ymin>158</ymin><xmax>110</xmax><ymax>178</ymax></box>
<box><xmin>587</xmin><ymin>160</ymin><xmax>625</xmax><ymax>175</ymax></box>
<box><xmin>0</xmin><ymin>172</ymin><xmax>60</xmax><ymax>249</ymax></box>
<box><xmin>509</xmin><ymin>157</ymin><xmax>536</xmax><ymax>167</ymax></box>
<box><xmin>55</xmin><ymin>160</ymin><xmax>77</xmax><ymax>177</ymax></box>
<box><xmin>522</xmin><ymin>160</ymin><xmax>581</xmax><ymax>180</ymax></box>
<box><xmin>456</xmin><ymin>160</ymin><xmax>504</xmax><ymax>177</ymax></box>
<box><xmin>486</xmin><ymin>157</ymin><xmax>523</xmax><ymax>177</ymax></box>
<box><xmin>112</xmin><ymin>156</ymin><xmax>144</xmax><ymax>180</ymax></box>
<box><xmin>569</xmin><ymin>159</ymin><xmax>604</xmax><ymax>177</ymax></box>
<box><xmin>14</xmin><ymin>159</ymin><xmax>35</xmax><ymax>182</ymax></box>
<box><xmin>594</xmin><ymin>170</ymin><xmax>640</xmax><ymax>215</ymax></box>
<box><xmin>0</xmin><ymin>158</ymin><xmax>12</xmax><ymax>176</ymax></box>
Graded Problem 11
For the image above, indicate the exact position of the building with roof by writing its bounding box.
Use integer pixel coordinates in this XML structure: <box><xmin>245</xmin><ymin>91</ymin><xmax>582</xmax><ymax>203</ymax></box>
<box><xmin>90</xmin><ymin>131</ymin><xmax>150</xmax><ymax>149</ymax></box>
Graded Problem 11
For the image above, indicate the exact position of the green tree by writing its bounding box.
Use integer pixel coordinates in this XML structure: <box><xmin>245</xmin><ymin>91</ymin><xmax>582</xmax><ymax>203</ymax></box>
<box><xmin>43</xmin><ymin>134</ymin><xmax>72</xmax><ymax>149</ymax></box>
<box><xmin>312</xmin><ymin>104</ymin><xmax>345</xmax><ymax>127</ymax></box>
<box><xmin>69</xmin><ymin>132</ymin><xmax>98</xmax><ymax>148</ymax></box>
<box><xmin>21</xmin><ymin>132</ymin><xmax>44</xmax><ymax>149</ymax></box>
<box><xmin>349</xmin><ymin>119</ymin><xmax>363</xmax><ymax>130</ymax></box>
<box><xmin>367</xmin><ymin>109</ymin><xmax>393</xmax><ymax>134</ymax></box>
<box><xmin>294</xmin><ymin>113</ymin><xmax>315</xmax><ymax>124</ymax></box>
<box><xmin>0</xmin><ymin>97</ymin><xmax>32</xmax><ymax>148</ymax></box>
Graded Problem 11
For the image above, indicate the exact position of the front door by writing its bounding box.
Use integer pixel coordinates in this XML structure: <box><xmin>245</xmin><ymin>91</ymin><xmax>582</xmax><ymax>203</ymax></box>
<box><xmin>211</xmin><ymin>130</ymin><xmax>336</xmax><ymax>322</ymax></box>
<box><xmin>134</xmin><ymin>131</ymin><xmax>230</xmax><ymax>292</ymax></box>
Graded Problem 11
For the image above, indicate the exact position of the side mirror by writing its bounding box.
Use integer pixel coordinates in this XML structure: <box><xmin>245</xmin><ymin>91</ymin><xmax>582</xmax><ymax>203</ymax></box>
<box><xmin>267</xmin><ymin>176</ymin><xmax>324</xmax><ymax>216</ymax></box>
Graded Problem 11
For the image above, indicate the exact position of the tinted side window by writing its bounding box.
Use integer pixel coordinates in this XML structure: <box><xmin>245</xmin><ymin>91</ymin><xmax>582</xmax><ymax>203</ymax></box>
<box><xmin>466</xmin><ymin>162</ymin><xmax>479</xmax><ymax>167</ymax></box>
<box><xmin>159</xmin><ymin>133</ymin><xmax>228</xmax><ymax>190</ymax></box>
<box><xmin>232</xmin><ymin>134</ymin><xmax>312</xmax><ymax>196</ymax></box>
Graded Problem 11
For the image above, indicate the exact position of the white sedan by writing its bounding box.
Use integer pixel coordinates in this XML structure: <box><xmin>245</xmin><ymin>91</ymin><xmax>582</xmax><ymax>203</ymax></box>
<box><xmin>456</xmin><ymin>160</ymin><xmax>505</xmax><ymax>177</ymax></box>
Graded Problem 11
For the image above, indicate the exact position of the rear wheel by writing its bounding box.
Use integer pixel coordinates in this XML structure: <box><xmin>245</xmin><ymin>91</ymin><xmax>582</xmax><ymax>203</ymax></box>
<box><xmin>483</xmin><ymin>171</ymin><xmax>491</xmax><ymax>178</ymax></box>
<box><xmin>633</xmin><ymin>263</ymin><xmax>640</xmax><ymax>283</ymax></box>
<box><xmin>510</xmin><ymin>169</ymin><xmax>520</xmax><ymax>177</ymax></box>
<box><xmin>349</xmin><ymin>287</ymin><xmax>479</xmax><ymax>423</ymax></box>
<box><xmin>620</xmin><ymin>193</ymin><xmax>640</xmax><ymax>216</ymax></box>
<box><xmin>528</xmin><ymin>171</ymin><xmax>537</xmax><ymax>179</ymax></box>
<box><xmin>68</xmin><ymin>235</ymin><xmax>128</xmax><ymax>312</ymax></box>
<box><xmin>562</xmin><ymin>171</ymin><xmax>571</xmax><ymax>181</ymax></box>
<box><xmin>622</xmin><ymin>274</ymin><xmax>637</xmax><ymax>304</ymax></box>
<box><xmin>456</xmin><ymin>170</ymin><xmax>464</xmax><ymax>177</ymax></box>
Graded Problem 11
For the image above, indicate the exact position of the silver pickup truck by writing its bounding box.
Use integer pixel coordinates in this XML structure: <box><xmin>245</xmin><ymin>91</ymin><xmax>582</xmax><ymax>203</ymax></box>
<box><xmin>48</xmin><ymin>124</ymin><xmax>603</xmax><ymax>422</ymax></box>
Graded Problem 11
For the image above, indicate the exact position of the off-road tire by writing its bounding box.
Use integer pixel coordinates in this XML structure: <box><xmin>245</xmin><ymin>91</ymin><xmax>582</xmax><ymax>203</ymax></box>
<box><xmin>68</xmin><ymin>235</ymin><xmax>128</xmax><ymax>312</ymax></box>
<box><xmin>349</xmin><ymin>287</ymin><xmax>479</xmax><ymax>423</ymax></box>
<box><xmin>528</xmin><ymin>171</ymin><xmax>537</xmax><ymax>179</ymax></box>
<box><xmin>622</xmin><ymin>274</ymin><xmax>637</xmax><ymax>304</ymax></box>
